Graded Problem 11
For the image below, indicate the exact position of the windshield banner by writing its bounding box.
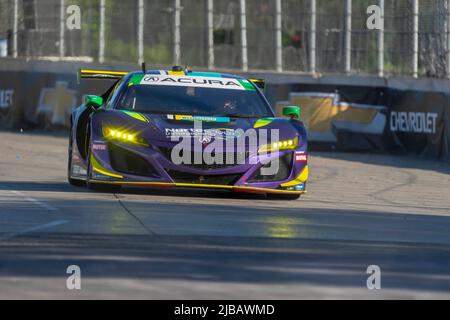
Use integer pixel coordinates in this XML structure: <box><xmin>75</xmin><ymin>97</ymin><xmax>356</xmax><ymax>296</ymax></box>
<box><xmin>140</xmin><ymin>75</ymin><xmax>253</xmax><ymax>91</ymax></box>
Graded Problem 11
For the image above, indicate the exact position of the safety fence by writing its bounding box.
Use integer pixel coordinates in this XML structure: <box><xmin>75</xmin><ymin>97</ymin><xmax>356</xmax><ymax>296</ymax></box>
<box><xmin>1</xmin><ymin>0</ymin><xmax>450</xmax><ymax>78</ymax></box>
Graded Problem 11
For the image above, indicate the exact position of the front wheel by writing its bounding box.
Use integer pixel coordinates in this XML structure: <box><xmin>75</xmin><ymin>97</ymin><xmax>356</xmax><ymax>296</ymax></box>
<box><xmin>86</xmin><ymin>138</ymin><xmax>121</xmax><ymax>193</ymax></box>
<box><xmin>68</xmin><ymin>127</ymin><xmax>85</xmax><ymax>187</ymax></box>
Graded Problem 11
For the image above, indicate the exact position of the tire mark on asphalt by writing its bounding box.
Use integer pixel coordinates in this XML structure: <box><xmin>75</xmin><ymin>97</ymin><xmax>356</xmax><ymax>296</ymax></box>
<box><xmin>309</xmin><ymin>166</ymin><xmax>339</xmax><ymax>184</ymax></box>
<box><xmin>113</xmin><ymin>194</ymin><xmax>157</xmax><ymax>235</ymax></box>
<box><xmin>370</xmin><ymin>170</ymin><xmax>418</xmax><ymax>206</ymax></box>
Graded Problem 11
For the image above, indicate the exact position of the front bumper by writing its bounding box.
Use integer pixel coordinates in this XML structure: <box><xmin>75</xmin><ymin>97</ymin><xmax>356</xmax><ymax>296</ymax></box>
<box><xmin>82</xmin><ymin>140</ymin><xmax>308</xmax><ymax>195</ymax></box>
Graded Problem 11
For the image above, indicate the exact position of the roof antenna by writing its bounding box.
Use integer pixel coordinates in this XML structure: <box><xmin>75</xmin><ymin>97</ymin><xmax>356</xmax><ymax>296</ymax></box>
<box><xmin>141</xmin><ymin>62</ymin><xmax>146</xmax><ymax>73</ymax></box>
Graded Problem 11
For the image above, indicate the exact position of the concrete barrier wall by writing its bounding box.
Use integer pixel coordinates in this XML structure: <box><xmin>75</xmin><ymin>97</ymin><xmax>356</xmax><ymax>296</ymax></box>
<box><xmin>1</xmin><ymin>59</ymin><xmax>449</xmax><ymax>161</ymax></box>
<box><xmin>269</xmin><ymin>83</ymin><xmax>450</xmax><ymax>161</ymax></box>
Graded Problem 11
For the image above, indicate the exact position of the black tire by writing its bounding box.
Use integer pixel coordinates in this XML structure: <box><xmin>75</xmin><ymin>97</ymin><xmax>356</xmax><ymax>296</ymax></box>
<box><xmin>267</xmin><ymin>193</ymin><xmax>301</xmax><ymax>201</ymax></box>
<box><xmin>68</xmin><ymin>126</ymin><xmax>85</xmax><ymax>187</ymax></box>
<box><xmin>86</xmin><ymin>133</ymin><xmax>121</xmax><ymax>193</ymax></box>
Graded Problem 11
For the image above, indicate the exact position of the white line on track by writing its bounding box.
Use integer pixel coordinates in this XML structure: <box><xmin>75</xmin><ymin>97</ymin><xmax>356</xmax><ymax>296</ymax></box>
<box><xmin>9</xmin><ymin>190</ymin><xmax>58</xmax><ymax>212</ymax></box>
<box><xmin>0</xmin><ymin>220</ymin><xmax>70</xmax><ymax>241</ymax></box>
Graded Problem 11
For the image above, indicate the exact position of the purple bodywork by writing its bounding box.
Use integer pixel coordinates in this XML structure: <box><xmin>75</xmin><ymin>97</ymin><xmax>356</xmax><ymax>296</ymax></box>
<box><xmin>69</xmin><ymin>70</ymin><xmax>308</xmax><ymax>197</ymax></box>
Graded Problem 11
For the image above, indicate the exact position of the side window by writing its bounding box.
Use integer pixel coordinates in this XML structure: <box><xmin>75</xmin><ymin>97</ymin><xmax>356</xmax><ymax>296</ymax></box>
<box><xmin>105</xmin><ymin>78</ymin><xmax>126</xmax><ymax>108</ymax></box>
<box><xmin>118</xmin><ymin>87</ymin><xmax>138</xmax><ymax>110</ymax></box>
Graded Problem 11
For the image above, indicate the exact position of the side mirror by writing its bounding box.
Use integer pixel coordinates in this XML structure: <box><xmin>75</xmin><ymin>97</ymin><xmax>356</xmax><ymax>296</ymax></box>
<box><xmin>85</xmin><ymin>95</ymin><xmax>103</xmax><ymax>110</ymax></box>
<box><xmin>283</xmin><ymin>106</ymin><xmax>301</xmax><ymax>120</ymax></box>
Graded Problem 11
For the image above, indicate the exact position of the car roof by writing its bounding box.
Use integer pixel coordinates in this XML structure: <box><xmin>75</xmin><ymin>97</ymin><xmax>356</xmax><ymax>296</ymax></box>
<box><xmin>127</xmin><ymin>70</ymin><xmax>247</xmax><ymax>80</ymax></box>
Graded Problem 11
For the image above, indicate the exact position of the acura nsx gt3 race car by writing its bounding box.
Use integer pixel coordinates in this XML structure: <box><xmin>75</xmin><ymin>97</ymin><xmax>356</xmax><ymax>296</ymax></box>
<box><xmin>68</xmin><ymin>67</ymin><xmax>308</xmax><ymax>199</ymax></box>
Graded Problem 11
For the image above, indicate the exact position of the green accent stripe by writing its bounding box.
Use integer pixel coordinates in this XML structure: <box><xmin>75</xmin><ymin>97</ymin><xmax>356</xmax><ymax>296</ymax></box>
<box><xmin>91</xmin><ymin>154</ymin><xmax>123</xmax><ymax>179</ymax></box>
<box><xmin>122</xmin><ymin>110</ymin><xmax>149</xmax><ymax>123</ymax></box>
<box><xmin>128</xmin><ymin>74</ymin><xmax>144</xmax><ymax>85</ymax></box>
<box><xmin>254</xmin><ymin>118</ymin><xmax>275</xmax><ymax>128</ymax></box>
<box><xmin>238</xmin><ymin>79</ymin><xmax>256</xmax><ymax>91</ymax></box>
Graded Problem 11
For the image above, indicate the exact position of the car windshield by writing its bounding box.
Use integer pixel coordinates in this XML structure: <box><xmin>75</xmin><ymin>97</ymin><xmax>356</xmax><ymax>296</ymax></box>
<box><xmin>116</xmin><ymin>81</ymin><xmax>273</xmax><ymax>118</ymax></box>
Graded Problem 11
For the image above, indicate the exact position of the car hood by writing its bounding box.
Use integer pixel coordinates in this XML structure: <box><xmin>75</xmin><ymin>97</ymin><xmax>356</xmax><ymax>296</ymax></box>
<box><xmin>150</xmin><ymin>114</ymin><xmax>300</xmax><ymax>145</ymax></box>
<box><xmin>103</xmin><ymin>110</ymin><xmax>305</xmax><ymax>148</ymax></box>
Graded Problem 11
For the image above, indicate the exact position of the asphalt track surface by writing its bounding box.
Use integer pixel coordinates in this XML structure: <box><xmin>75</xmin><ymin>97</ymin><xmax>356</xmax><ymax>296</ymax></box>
<box><xmin>0</xmin><ymin>131</ymin><xmax>450</xmax><ymax>299</ymax></box>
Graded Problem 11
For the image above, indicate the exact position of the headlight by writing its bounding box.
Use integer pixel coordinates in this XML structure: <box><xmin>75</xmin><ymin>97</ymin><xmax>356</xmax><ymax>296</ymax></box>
<box><xmin>103</xmin><ymin>127</ymin><xmax>148</xmax><ymax>146</ymax></box>
<box><xmin>258</xmin><ymin>137</ymin><xmax>298</xmax><ymax>154</ymax></box>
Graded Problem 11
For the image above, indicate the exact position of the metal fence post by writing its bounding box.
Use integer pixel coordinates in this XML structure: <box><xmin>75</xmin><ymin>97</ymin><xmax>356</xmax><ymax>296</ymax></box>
<box><xmin>275</xmin><ymin>0</ymin><xmax>282</xmax><ymax>72</ymax></box>
<box><xmin>99</xmin><ymin>0</ymin><xmax>105</xmax><ymax>63</ymax></box>
<box><xmin>310</xmin><ymin>0</ymin><xmax>316</xmax><ymax>74</ymax></box>
<box><xmin>207</xmin><ymin>0</ymin><xmax>214</xmax><ymax>69</ymax></box>
<box><xmin>138</xmin><ymin>0</ymin><xmax>144</xmax><ymax>64</ymax></box>
<box><xmin>174</xmin><ymin>0</ymin><xmax>181</xmax><ymax>66</ymax></box>
<box><xmin>445</xmin><ymin>0</ymin><xmax>450</xmax><ymax>78</ymax></box>
<box><xmin>12</xmin><ymin>0</ymin><xmax>18</xmax><ymax>58</ymax></box>
<box><xmin>240</xmin><ymin>0</ymin><xmax>248</xmax><ymax>72</ymax></box>
<box><xmin>59</xmin><ymin>0</ymin><xmax>65</xmax><ymax>59</ymax></box>
<box><xmin>377</xmin><ymin>0</ymin><xmax>384</xmax><ymax>77</ymax></box>
<box><xmin>345</xmin><ymin>0</ymin><xmax>352</xmax><ymax>74</ymax></box>
<box><xmin>447</xmin><ymin>0</ymin><xmax>450</xmax><ymax>78</ymax></box>
<box><xmin>412</xmin><ymin>0</ymin><xmax>419</xmax><ymax>78</ymax></box>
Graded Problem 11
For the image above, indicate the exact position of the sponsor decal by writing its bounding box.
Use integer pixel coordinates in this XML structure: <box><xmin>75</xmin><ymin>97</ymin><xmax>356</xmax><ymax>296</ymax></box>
<box><xmin>72</xmin><ymin>165</ymin><xmax>81</xmax><ymax>174</ymax></box>
<box><xmin>279</xmin><ymin>93</ymin><xmax>386</xmax><ymax>143</ymax></box>
<box><xmin>140</xmin><ymin>75</ymin><xmax>249</xmax><ymax>91</ymax></box>
<box><xmin>165</xmin><ymin>127</ymin><xmax>242</xmax><ymax>140</ymax></box>
<box><xmin>295</xmin><ymin>152</ymin><xmax>307</xmax><ymax>162</ymax></box>
<box><xmin>92</xmin><ymin>172</ymin><xmax>115</xmax><ymax>180</ymax></box>
<box><xmin>92</xmin><ymin>143</ymin><xmax>107</xmax><ymax>151</ymax></box>
<box><xmin>390</xmin><ymin>111</ymin><xmax>438</xmax><ymax>134</ymax></box>
<box><xmin>168</xmin><ymin>122</ymin><xmax>284</xmax><ymax>176</ymax></box>
<box><xmin>0</xmin><ymin>89</ymin><xmax>14</xmax><ymax>109</ymax></box>
<box><xmin>198</xmin><ymin>135</ymin><xmax>212</xmax><ymax>144</ymax></box>
<box><xmin>37</xmin><ymin>81</ymin><xmax>77</xmax><ymax>126</ymax></box>
<box><xmin>170</xmin><ymin>115</ymin><xmax>231</xmax><ymax>123</ymax></box>
<box><xmin>72</xmin><ymin>165</ymin><xmax>87</xmax><ymax>177</ymax></box>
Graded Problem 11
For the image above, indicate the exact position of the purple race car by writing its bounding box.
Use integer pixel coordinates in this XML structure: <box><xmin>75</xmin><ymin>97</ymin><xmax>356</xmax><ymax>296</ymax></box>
<box><xmin>68</xmin><ymin>67</ymin><xmax>308</xmax><ymax>200</ymax></box>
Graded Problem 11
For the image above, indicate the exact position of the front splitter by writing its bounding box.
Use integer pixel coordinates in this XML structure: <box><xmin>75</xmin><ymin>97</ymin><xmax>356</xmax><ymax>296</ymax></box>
<box><xmin>88</xmin><ymin>179</ymin><xmax>306</xmax><ymax>195</ymax></box>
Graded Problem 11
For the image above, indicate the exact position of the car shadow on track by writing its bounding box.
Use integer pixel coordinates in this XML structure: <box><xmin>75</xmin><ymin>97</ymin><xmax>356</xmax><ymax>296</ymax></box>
<box><xmin>0</xmin><ymin>180</ymin><xmax>279</xmax><ymax>201</ymax></box>
<box><xmin>1</xmin><ymin>191</ymin><xmax>450</xmax><ymax>297</ymax></box>
<box><xmin>1</xmin><ymin>231</ymin><xmax>450</xmax><ymax>297</ymax></box>
<box><xmin>0</xmin><ymin>181</ymin><xmax>89</xmax><ymax>193</ymax></box>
